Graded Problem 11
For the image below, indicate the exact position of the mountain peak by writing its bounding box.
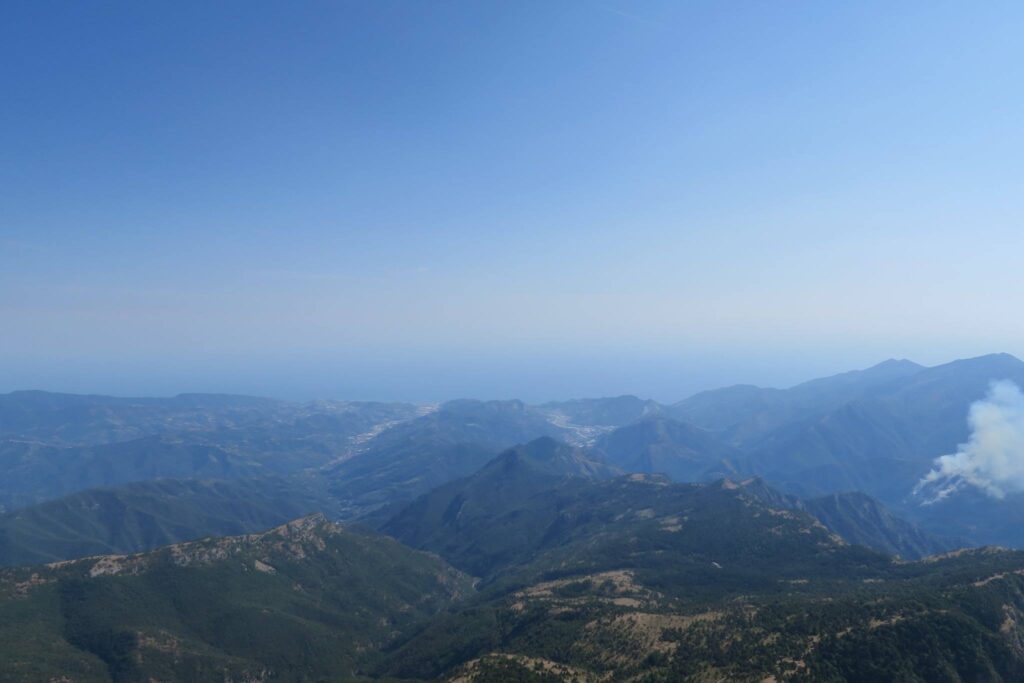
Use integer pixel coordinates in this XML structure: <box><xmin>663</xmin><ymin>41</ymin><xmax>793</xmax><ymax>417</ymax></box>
<box><xmin>964</xmin><ymin>352</ymin><xmax>1022</xmax><ymax>365</ymax></box>
<box><xmin>931</xmin><ymin>352</ymin><xmax>1024</xmax><ymax>372</ymax></box>
<box><xmin>868</xmin><ymin>358</ymin><xmax>923</xmax><ymax>372</ymax></box>
<box><xmin>491</xmin><ymin>437</ymin><xmax>619</xmax><ymax>480</ymax></box>
<box><xmin>265</xmin><ymin>512</ymin><xmax>333</xmax><ymax>539</ymax></box>
<box><xmin>44</xmin><ymin>513</ymin><xmax>342</xmax><ymax>577</ymax></box>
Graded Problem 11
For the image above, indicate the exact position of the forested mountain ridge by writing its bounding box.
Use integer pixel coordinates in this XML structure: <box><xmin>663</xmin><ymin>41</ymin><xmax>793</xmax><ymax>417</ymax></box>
<box><xmin>593</xmin><ymin>416</ymin><xmax>743</xmax><ymax>482</ymax></box>
<box><xmin>4</xmin><ymin>359</ymin><xmax>1024</xmax><ymax>681</ymax></box>
<box><xmin>669</xmin><ymin>358</ymin><xmax>926</xmax><ymax>441</ymax></box>
<box><xmin>322</xmin><ymin>399</ymin><xmax>569</xmax><ymax>521</ymax></box>
<box><xmin>6</xmin><ymin>497</ymin><xmax>1024</xmax><ymax>681</ymax></box>
<box><xmin>0</xmin><ymin>477</ymin><xmax>341</xmax><ymax>566</ymax></box>
<box><xmin>380</xmin><ymin>473</ymin><xmax>1024</xmax><ymax>682</ymax></box>
<box><xmin>0</xmin><ymin>515</ymin><xmax>473</xmax><ymax>682</ymax></box>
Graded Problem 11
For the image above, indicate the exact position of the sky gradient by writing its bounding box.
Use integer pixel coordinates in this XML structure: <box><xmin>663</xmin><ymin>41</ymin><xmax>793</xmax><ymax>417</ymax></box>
<box><xmin>3</xmin><ymin>1</ymin><xmax>1024</xmax><ymax>401</ymax></box>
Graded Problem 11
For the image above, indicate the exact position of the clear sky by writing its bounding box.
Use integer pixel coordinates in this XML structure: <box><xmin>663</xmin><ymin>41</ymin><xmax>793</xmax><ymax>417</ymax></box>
<box><xmin>3</xmin><ymin>1</ymin><xmax>1024</xmax><ymax>402</ymax></box>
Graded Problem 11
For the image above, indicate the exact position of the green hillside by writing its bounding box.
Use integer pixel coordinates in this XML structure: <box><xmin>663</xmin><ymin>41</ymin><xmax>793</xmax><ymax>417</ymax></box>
<box><xmin>0</xmin><ymin>515</ymin><xmax>473</xmax><ymax>682</ymax></box>
<box><xmin>0</xmin><ymin>477</ymin><xmax>340</xmax><ymax>566</ymax></box>
<box><xmin>325</xmin><ymin>400</ymin><xmax>566</xmax><ymax>521</ymax></box>
<box><xmin>381</xmin><ymin>480</ymin><xmax>1024</xmax><ymax>681</ymax></box>
<box><xmin>593</xmin><ymin>417</ymin><xmax>741</xmax><ymax>482</ymax></box>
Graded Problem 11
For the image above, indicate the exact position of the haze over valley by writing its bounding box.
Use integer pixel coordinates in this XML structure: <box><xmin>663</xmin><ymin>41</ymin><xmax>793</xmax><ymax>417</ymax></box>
<box><xmin>5</xmin><ymin>354</ymin><xmax>1024</xmax><ymax>679</ymax></box>
<box><xmin>6</xmin><ymin>1</ymin><xmax>1024</xmax><ymax>680</ymax></box>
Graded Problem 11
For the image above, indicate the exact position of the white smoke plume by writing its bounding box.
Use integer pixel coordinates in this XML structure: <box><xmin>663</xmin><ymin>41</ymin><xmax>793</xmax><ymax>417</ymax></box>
<box><xmin>916</xmin><ymin>380</ymin><xmax>1024</xmax><ymax>503</ymax></box>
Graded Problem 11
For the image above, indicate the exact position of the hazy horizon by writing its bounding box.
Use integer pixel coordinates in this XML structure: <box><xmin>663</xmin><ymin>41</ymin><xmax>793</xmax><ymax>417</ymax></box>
<box><xmin>4</xmin><ymin>2</ymin><xmax>1024</xmax><ymax>402</ymax></box>
<box><xmin>7</xmin><ymin>5</ymin><xmax>1024</xmax><ymax>679</ymax></box>
<box><xmin>1</xmin><ymin>351</ymin><xmax>1015</xmax><ymax>405</ymax></box>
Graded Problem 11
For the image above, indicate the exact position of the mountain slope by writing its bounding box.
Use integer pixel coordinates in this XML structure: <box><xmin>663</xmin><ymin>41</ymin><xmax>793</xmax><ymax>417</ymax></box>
<box><xmin>736</xmin><ymin>400</ymin><xmax>919</xmax><ymax>499</ymax></box>
<box><xmin>388</xmin><ymin>467</ymin><xmax>892</xmax><ymax>586</ymax></box>
<box><xmin>0</xmin><ymin>390</ymin><xmax>420</xmax><ymax>450</ymax></box>
<box><xmin>0</xmin><ymin>390</ymin><xmax>284</xmax><ymax>446</ymax></box>
<box><xmin>0</xmin><ymin>477</ymin><xmax>341</xmax><ymax>566</ymax></box>
<box><xmin>907</xmin><ymin>487</ymin><xmax>1024</xmax><ymax>549</ymax></box>
<box><xmin>0</xmin><ymin>437</ymin><xmax>268</xmax><ymax>511</ymax></box>
<box><xmin>381</xmin><ymin>476</ymin><xmax>1024</xmax><ymax>682</ymax></box>
<box><xmin>2</xmin><ymin>471</ymin><xmax>1019</xmax><ymax>682</ymax></box>
<box><xmin>0</xmin><ymin>515</ymin><xmax>473</xmax><ymax>682</ymax></box>
<box><xmin>388</xmin><ymin>545</ymin><xmax>1024</xmax><ymax>682</ymax></box>
<box><xmin>671</xmin><ymin>358</ymin><xmax>925</xmax><ymax>443</ymax></box>
<box><xmin>737</xmin><ymin>354</ymin><xmax>1024</xmax><ymax>504</ymax></box>
<box><xmin>0</xmin><ymin>397</ymin><xmax>423</xmax><ymax>510</ymax></box>
<box><xmin>324</xmin><ymin>400</ymin><xmax>567</xmax><ymax>521</ymax></box>
<box><xmin>383</xmin><ymin>437</ymin><xmax>617</xmax><ymax>577</ymax></box>
<box><xmin>723</xmin><ymin>478</ymin><xmax>957</xmax><ymax>560</ymax></box>
<box><xmin>802</xmin><ymin>491</ymin><xmax>957</xmax><ymax>560</ymax></box>
<box><xmin>594</xmin><ymin>416</ymin><xmax>742</xmax><ymax>482</ymax></box>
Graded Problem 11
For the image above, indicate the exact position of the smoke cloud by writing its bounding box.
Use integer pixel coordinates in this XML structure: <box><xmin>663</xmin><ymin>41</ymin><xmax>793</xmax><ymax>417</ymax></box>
<box><xmin>917</xmin><ymin>380</ymin><xmax>1024</xmax><ymax>503</ymax></box>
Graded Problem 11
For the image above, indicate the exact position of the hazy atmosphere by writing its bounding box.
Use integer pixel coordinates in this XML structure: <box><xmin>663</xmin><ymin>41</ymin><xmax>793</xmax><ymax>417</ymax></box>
<box><xmin>8</xmin><ymin>4</ymin><xmax>1024</xmax><ymax>681</ymax></box>
<box><xmin>4</xmin><ymin>1</ymin><xmax>1024</xmax><ymax>402</ymax></box>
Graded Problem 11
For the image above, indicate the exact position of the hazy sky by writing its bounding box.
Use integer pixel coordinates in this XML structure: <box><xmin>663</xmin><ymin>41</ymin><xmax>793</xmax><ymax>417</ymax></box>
<box><xmin>3</xmin><ymin>1</ymin><xmax>1024</xmax><ymax>402</ymax></box>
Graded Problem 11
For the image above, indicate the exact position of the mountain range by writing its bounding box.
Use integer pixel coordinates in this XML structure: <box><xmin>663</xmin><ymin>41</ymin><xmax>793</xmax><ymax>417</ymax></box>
<box><xmin>5</xmin><ymin>353</ymin><xmax>1024</xmax><ymax>679</ymax></box>
<box><xmin>4</xmin><ymin>452</ymin><xmax>1022</xmax><ymax>680</ymax></box>
<box><xmin>0</xmin><ymin>515</ymin><xmax>472</xmax><ymax>681</ymax></box>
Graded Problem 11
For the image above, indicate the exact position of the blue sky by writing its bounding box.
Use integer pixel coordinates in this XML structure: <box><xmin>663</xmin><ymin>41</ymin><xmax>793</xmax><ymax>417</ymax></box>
<box><xmin>3</xmin><ymin>1</ymin><xmax>1024</xmax><ymax>401</ymax></box>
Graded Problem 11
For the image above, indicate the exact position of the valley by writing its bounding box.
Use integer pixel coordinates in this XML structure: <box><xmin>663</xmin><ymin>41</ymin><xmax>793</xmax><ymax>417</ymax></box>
<box><xmin>3</xmin><ymin>354</ymin><xmax>1024</xmax><ymax>680</ymax></box>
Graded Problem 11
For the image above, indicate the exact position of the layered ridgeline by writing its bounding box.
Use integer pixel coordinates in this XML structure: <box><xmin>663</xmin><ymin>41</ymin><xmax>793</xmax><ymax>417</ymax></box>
<box><xmin>734</xmin><ymin>478</ymin><xmax>957</xmax><ymax>560</ymax></box>
<box><xmin>669</xmin><ymin>358</ymin><xmax>926</xmax><ymax>442</ymax></box>
<box><xmin>0</xmin><ymin>394</ymin><xmax>422</xmax><ymax>511</ymax></box>
<box><xmin>383</xmin><ymin>543</ymin><xmax>1024</xmax><ymax>682</ymax></box>
<box><xmin>0</xmin><ymin>399</ymin><xmax>576</xmax><ymax>567</ymax></box>
<box><xmin>385</xmin><ymin>440</ymin><xmax>952</xmax><ymax>579</ymax></box>
<box><xmin>0</xmin><ymin>438</ymin><xmax>266</xmax><ymax>512</ymax></box>
<box><xmin>4</xmin><ymin>353</ymin><xmax>1024</xmax><ymax>556</ymax></box>
<box><xmin>592</xmin><ymin>416</ymin><xmax>743</xmax><ymax>482</ymax></box>
<box><xmin>5</xmin><ymin>469</ymin><xmax>1024</xmax><ymax>681</ymax></box>
<box><xmin>0</xmin><ymin>394</ymin><xmax>570</xmax><ymax>518</ymax></box>
<box><xmin>801</xmin><ymin>491</ymin><xmax>958</xmax><ymax>560</ymax></box>
<box><xmin>0</xmin><ymin>515</ymin><xmax>473</xmax><ymax>682</ymax></box>
<box><xmin>700</xmin><ymin>354</ymin><xmax>1024</xmax><ymax>500</ymax></box>
<box><xmin>0</xmin><ymin>391</ymin><xmax>287</xmax><ymax>446</ymax></box>
<box><xmin>714</xmin><ymin>354</ymin><xmax>1024</xmax><ymax>546</ymax></box>
<box><xmin>377</xmin><ymin>458</ymin><xmax>1024</xmax><ymax>682</ymax></box>
<box><xmin>322</xmin><ymin>399</ymin><xmax>568</xmax><ymax>521</ymax></box>
<box><xmin>381</xmin><ymin>437</ymin><xmax>620</xmax><ymax>577</ymax></box>
<box><xmin>0</xmin><ymin>439</ymin><xmax>950</xmax><ymax>569</ymax></box>
<box><xmin>0</xmin><ymin>477</ymin><xmax>344</xmax><ymax>566</ymax></box>
<box><xmin>0</xmin><ymin>391</ymin><xmax>420</xmax><ymax>452</ymax></box>
<box><xmin>586</xmin><ymin>354</ymin><xmax>1024</xmax><ymax>548</ymax></box>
